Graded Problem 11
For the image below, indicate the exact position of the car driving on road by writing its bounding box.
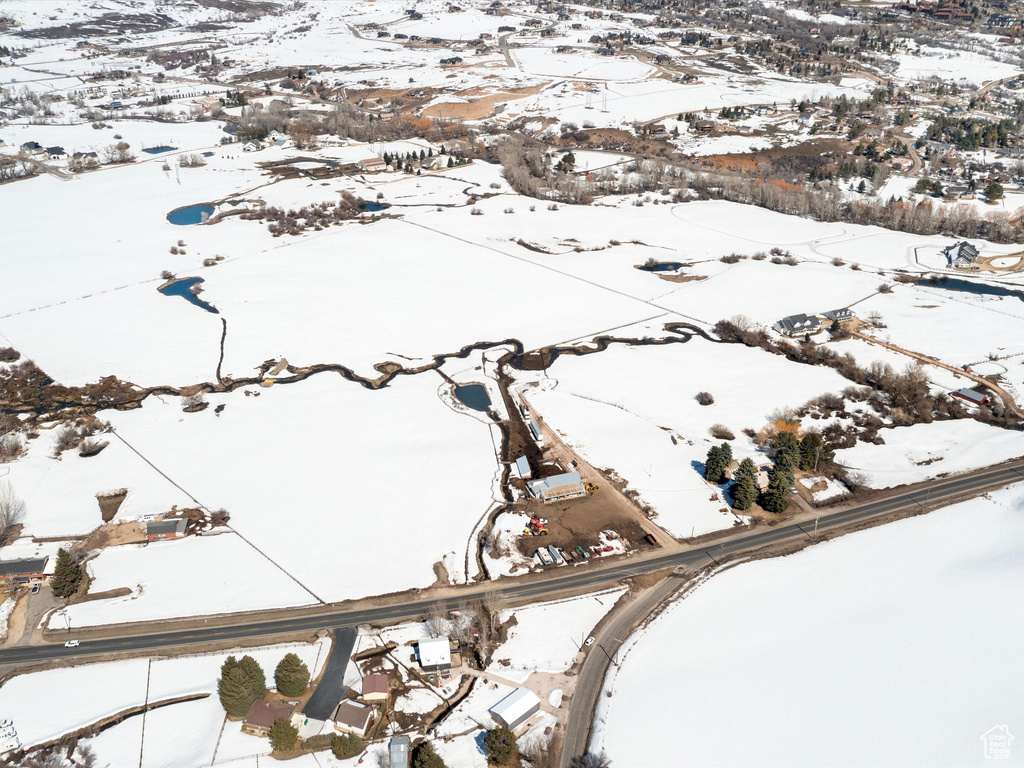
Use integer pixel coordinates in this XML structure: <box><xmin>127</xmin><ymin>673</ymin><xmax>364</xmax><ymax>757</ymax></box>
<box><xmin>64</xmin><ymin>640</ymin><xmax>80</xmax><ymax>648</ymax></box>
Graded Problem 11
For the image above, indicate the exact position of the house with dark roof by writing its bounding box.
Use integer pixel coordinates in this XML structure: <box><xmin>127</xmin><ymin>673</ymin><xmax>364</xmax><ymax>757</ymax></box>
<box><xmin>773</xmin><ymin>313</ymin><xmax>821</xmax><ymax>337</ymax></box>
<box><xmin>360</xmin><ymin>674</ymin><xmax>389</xmax><ymax>703</ymax></box>
<box><xmin>823</xmin><ymin>308</ymin><xmax>855</xmax><ymax>322</ymax></box>
<box><xmin>146</xmin><ymin>518</ymin><xmax>187</xmax><ymax>542</ymax></box>
<box><xmin>21</xmin><ymin>141</ymin><xmax>43</xmax><ymax>153</ymax></box>
<box><xmin>45</xmin><ymin>146</ymin><xmax>67</xmax><ymax>160</ymax></box>
<box><xmin>944</xmin><ymin>241</ymin><xmax>980</xmax><ymax>269</ymax></box>
<box><xmin>332</xmin><ymin>700</ymin><xmax>374</xmax><ymax>738</ymax></box>
<box><xmin>0</xmin><ymin>557</ymin><xmax>48</xmax><ymax>584</ymax></box>
<box><xmin>242</xmin><ymin>699</ymin><xmax>296</xmax><ymax>736</ymax></box>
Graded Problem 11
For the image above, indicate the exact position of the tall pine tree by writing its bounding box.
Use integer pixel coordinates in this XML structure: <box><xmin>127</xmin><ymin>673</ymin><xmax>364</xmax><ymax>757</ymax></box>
<box><xmin>269</xmin><ymin>717</ymin><xmax>298</xmax><ymax>752</ymax></box>
<box><xmin>275</xmin><ymin>653</ymin><xmax>310</xmax><ymax>696</ymax></box>
<box><xmin>704</xmin><ymin>445</ymin><xmax>726</xmax><ymax>484</ymax></box>
<box><xmin>731</xmin><ymin>475</ymin><xmax>758</xmax><ymax>511</ymax></box>
<box><xmin>733</xmin><ymin>458</ymin><xmax>757</xmax><ymax>485</ymax></box>
<box><xmin>759</xmin><ymin>469</ymin><xmax>791</xmax><ymax>514</ymax></box>
<box><xmin>238</xmin><ymin>656</ymin><xmax>267</xmax><ymax>699</ymax></box>
<box><xmin>51</xmin><ymin>548</ymin><xmax>82</xmax><ymax>598</ymax></box>
<box><xmin>219</xmin><ymin>666</ymin><xmax>257</xmax><ymax>717</ymax></box>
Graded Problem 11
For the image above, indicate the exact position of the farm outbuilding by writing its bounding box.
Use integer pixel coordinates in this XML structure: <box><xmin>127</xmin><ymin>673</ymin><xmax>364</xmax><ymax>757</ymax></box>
<box><xmin>527</xmin><ymin>471</ymin><xmax>586</xmax><ymax>503</ymax></box>
<box><xmin>489</xmin><ymin>687</ymin><xmax>541</xmax><ymax>730</ymax></box>
<box><xmin>514</xmin><ymin>456</ymin><xmax>532</xmax><ymax>480</ymax></box>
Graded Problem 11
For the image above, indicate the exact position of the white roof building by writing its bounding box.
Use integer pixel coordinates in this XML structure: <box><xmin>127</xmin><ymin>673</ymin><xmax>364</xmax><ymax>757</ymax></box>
<box><xmin>417</xmin><ymin>637</ymin><xmax>452</xmax><ymax>671</ymax></box>
<box><xmin>489</xmin><ymin>688</ymin><xmax>541</xmax><ymax>731</ymax></box>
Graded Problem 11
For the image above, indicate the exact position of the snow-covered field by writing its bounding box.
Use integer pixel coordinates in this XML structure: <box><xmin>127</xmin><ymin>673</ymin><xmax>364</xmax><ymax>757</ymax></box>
<box><xmin>96</xmin><ymin>372</ymin><xmax>498</xmax><ymax>604</ymax></box>
<box><xmin>835</xmin><ymin>419</ymin><xmax>1024</xmax><ymax>489</ymax></box>
<box><xmin>62</xmin><ymin>533</ymin><xmax>318</xmax><ymax>627</ymax></box>
<box><xmin>593</xmin><ymin>483</ymin><xmax>1024</xmax><ymax>766</ymax></box>
<box><xmin>523</xmin><ymin>341</ymin><xmax>855</xmax><ymax>537</ymax></box>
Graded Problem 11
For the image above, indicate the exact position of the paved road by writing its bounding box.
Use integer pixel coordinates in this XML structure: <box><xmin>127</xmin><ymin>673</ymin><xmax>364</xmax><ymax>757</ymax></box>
<box><xmin>3</xmin><ymin>460</ymin><xmax>1023</xmax><ymax>670</ymax></box>
<box><xmin>560</xmin><ymin>574</ymin><xmax>688</xmax><ymax>767</ymax></box>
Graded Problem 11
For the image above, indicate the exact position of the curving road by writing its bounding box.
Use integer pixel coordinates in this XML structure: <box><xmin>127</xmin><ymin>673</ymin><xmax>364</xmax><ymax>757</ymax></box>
<box><xmin>4</xmin><ymin>459</ymin><xmax>1024</xmax><ymax>673</ymax></box>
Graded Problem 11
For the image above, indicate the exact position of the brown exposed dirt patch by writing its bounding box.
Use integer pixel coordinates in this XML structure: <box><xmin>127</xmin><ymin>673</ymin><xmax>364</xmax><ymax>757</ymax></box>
<box><xmin>421</xmin><ymin>84</ymin><xmax>546</xmax><ymax>120</ymax></box>
<box><xmin>96</xmin><ymin>489</ymin><xmax>128</xmax><ymax>523</ymax></box>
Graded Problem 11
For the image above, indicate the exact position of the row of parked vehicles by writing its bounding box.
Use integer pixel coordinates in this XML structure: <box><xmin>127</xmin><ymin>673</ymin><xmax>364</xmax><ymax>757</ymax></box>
<box><xmin>535</xmin><ymin>544</ymin><xmax>591</xmax><ymax>567</ymax></box>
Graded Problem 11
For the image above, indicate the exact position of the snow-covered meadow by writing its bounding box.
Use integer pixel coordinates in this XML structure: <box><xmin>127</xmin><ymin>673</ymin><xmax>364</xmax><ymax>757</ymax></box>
<box><xmin>593</xmin><ymin>483</ymin><xmax>1024</xmax><ymax>766</ymax></box>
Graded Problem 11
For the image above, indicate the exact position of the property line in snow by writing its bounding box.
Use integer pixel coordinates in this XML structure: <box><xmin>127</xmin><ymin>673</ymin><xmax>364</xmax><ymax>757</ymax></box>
<box><xmin>396</xmin><ymin>219</ymin><xmax>709</xmax><ymax>327</ymax></box>
<box><xmin>209</xmin><ymin>714</ymin><xmax>229</xmax><ymax>767</ymax></box>
<box><xmin>138</xmin><ymin>658</ymin><xmax>152</xmax><ymax>768</ymax></box>
<box><xmin>109</xmin><ymin>430</ymin><xmax>327</xmax><ymax>605</ymax></box>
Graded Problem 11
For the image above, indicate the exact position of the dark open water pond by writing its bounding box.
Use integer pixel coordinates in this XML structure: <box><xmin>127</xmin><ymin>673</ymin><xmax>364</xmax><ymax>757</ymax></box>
<box><xmin>159</xmin><ymin>278</ymin><xmax>219</xmax><ymax>314</ymax></box>
<box><xmin>454</xmin><ymin>384</ymin><xmax>491</xmax><ymax>412</ymax></box>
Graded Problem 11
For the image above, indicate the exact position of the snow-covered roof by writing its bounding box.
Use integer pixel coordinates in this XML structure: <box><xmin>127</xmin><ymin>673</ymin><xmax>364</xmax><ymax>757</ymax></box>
<box><xmin>489</xmin><ymin>687</ymin><xmax>540</xmax><ymax>729</ymax></box>
<box><xmin>417</xmin><ymin>637</ymin><xmax>451</xmax><ymax>668</ymax></box>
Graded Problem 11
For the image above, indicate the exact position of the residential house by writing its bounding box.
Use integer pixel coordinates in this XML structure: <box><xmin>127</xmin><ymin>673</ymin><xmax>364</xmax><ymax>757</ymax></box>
<box><xmin>360</xmin><ymin>674</ymin><xmax>389</xmax><ymax>704</ymax></box>
<box><xmin>773</xmin><ymin>313</ymin><xmax>821</xmax><ymax>336</ymax></box>
<box><xmin>45</xmin><ymin>147</ymin><xmax>67</xmax><ymax>160</ymax></box>
<box><xmin>241</xmin><ymin>140</ymin><xmax>261</xmax><ymax>152</ymax></box>
<box><xmin>694</xmin><ymin>119</ymin><xmax>715</xmax><ymax>132</ymax></box>
<box><xmin>526</xmin><ymin>471</ymin><xmax>586</xmax><ymax>503</ymax></box>
<box><xmin>0</xmin><ymin>557</ymin><xmax>48</xmax><ymax>584</ymax></box>
<box><xmin>21</xmin><ymin>141</ymin><xmax>43</xmax><ymax>154</ymax></box>
<box><xmin>146</xmin><ymin>518</ymin><xmax>187</xmax><ymax>542</ymax></box>
<box><xmin>242</xmin><ymin>700</ymin><xmax>296</xmax><ymax>736</ymax></box>
<box><xmin>945</xmin><ymin>241</ymin><xmax>980</xmax><ymax>269</ymax></box>
<box><xmin>416</xmin><ymin>637</ymin><xmax>452</xmax><ymax>673</ymax></box>
<box><xmin>439</xmin><ymin>56</ymin><xmax>463</xmax><ymax>66</ymax></box>
<box><xmin>332</xmin><ymin>700</ymin><xmax>374</xmax><ymax>738</ymax></box>
<box><xmin>823</xmin><ymin>308</ymin><xmax>855</xmax><ymax>322</ymax></box>
<box><xmin>489</xmin><ymin>688</ymin><xmax>541</xmax><ymax>731</ymax></box>
<box><xmin>359</xmin><ymin>156</ymin><xmax>387</xmax><ymax>172</ymax></box>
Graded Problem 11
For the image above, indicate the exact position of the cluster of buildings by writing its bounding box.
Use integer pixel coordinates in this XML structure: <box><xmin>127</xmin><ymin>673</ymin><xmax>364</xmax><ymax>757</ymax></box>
<box><xmin>773</xmin><ymin>308</ymin><xmax>855</xmax><ymax>337</ymax></box>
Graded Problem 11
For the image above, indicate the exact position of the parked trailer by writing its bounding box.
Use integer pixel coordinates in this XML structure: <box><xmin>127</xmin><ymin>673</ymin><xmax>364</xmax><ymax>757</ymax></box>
<box><xmin>535</xmin><ymin>547</ymin><xmax>553</xmax><ymax>566</ymax></box>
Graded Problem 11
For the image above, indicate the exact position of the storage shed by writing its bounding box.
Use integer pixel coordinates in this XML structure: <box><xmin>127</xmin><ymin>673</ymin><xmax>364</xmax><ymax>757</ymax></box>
<box><xmin>489</xmin><ymin>687</ymin><xmax>541</xmax><ymax>730</ymax></box>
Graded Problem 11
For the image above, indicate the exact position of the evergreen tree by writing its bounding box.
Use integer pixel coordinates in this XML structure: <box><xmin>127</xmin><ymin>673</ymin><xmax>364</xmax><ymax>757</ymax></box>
<box><xmin>731</xmin><ymin>475</ymin><xmax>758</xmax><ymax>511</ymax></box>
<box><xmin>238</xmin><ymin>656</ymin><xmax>267</xmax><ymax>699</ymax></box>
<box><xmin>719</xmin><ymin>441</ymin><xmax>733</xmax><ymax>466</ymax></box>
<box><xmin>759</xmin><ymin>469</ymin><xmax>790</xmax><ymax>514</ymax></box>
<box><xmin>774</xmin><ymin>451</ymin><xmax>796</xmax><ymax>486</ymax></box>
<box><xmin>219</xmin><ymin>666</ymin><xmax>257</xmax><ymax>717</ymax></box>
<box><xmin>447</xmin><ymin>156</ymin><xmax>454</xmax><ymax>167</ymax></box>
<box><xmin>413</xmin><ymin>740</ymin><xmax>448</xmax><ymax>768</ymax></box>
<box><xmin>799</xmin><ymin>433</ymin><xmax>832</xmax><ymax>471</ymax></box>
<box><xmin>733</xmin><ymin>457</ymin><xmax>757</xmax><ymax>485</ymax></box>
<box><xmin>219</xmin><ymin>655</ymin><xmax>239</xmax><ymax>684</ymax></box>
<box><xmin>770</xmin><ymin>431</ymin><xmax>800</xmax><ymax>467</ymax></box>
<box><xmin>268</xmin><ymin>717</ymin><xmax>298</xmax><ymax>752</ymax></box>
<box><xmin>275</xmin><ymin>653</ymin><xmax>310</xmax><ymax>696</ymax></box>
<box><xmin>483</xmin><ymin>728</ymin><xmax>518</xmax><ymax>766</ymax></box>
<box><xmin>51</xmin><ymin>548</ymin><xmax>82</xmax><ymax>598</ymax></box>
<box><xmin>704</xmin><ymin>445</ymin><xmax>726</xmax><ymax>484</ymax></box>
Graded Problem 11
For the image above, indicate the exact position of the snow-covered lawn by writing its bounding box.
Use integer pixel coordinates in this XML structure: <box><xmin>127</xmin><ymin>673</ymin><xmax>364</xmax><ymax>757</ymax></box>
<box><xmin>62</xmin><ymin>533</ymin><xmax>318</xmax><ymax>627</ymax></box>
<box><xmin>488</xmin><ymin>589</ymin><xmax>625</xmax><ymax>683</ymax></box>
<box><xmin>593</xmin><ymin>482</ymin><xmax>1024</xmax><ymax>766</ymax></box>
<box><xmin>835</xmin><ymin>420</ymin><xmax>1024</xmax><ymax>489</ymax></box>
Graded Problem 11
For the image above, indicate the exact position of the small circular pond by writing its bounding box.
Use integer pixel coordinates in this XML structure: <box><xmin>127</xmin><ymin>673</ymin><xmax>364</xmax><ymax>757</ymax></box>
<box><xmin>167</xmin><ymin>205</ymin><xmax>215</xmax><ymax>225</ymax></box>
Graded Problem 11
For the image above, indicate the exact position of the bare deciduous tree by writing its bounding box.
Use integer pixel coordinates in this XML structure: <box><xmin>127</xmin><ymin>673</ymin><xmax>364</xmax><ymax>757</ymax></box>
<box><xmin>425</xmin><ymin>600</ymin><xmax>451</xmax><ymax>639</ymax></box>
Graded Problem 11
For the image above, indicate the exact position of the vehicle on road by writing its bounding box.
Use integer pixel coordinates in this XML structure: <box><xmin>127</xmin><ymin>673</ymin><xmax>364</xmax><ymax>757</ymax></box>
<box><xmin>31</xmin><ymin>583</ymin><xmax>40</xmax><ymax>594</ymax></box>
<box><xmin>584</xmin><ymin>636</ymin><xmax>595</xmax><ymax>647</ymax></box>
<box><xmin>64</xmin><ymin>640</ymin><xmax>79</xmax><ymax>648</ymax></box>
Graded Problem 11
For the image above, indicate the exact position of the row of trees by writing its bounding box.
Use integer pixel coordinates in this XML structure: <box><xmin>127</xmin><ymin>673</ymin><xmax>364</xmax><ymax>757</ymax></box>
<box><xmin>704</xmin><ymin>431</ymin><xmax>836</xmax><ymax>514</ymax></box>
<box><xmin>217</xmin><ymin>653</ymin><xmax>310</xmax><ymax>718</ymax></box>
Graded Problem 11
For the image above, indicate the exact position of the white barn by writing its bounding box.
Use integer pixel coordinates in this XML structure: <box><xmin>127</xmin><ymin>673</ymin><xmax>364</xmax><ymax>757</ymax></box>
<box><xmin>489</xmin><ymin>688</ymin><xmax>541</xmax><ymax>731</ymax></box>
